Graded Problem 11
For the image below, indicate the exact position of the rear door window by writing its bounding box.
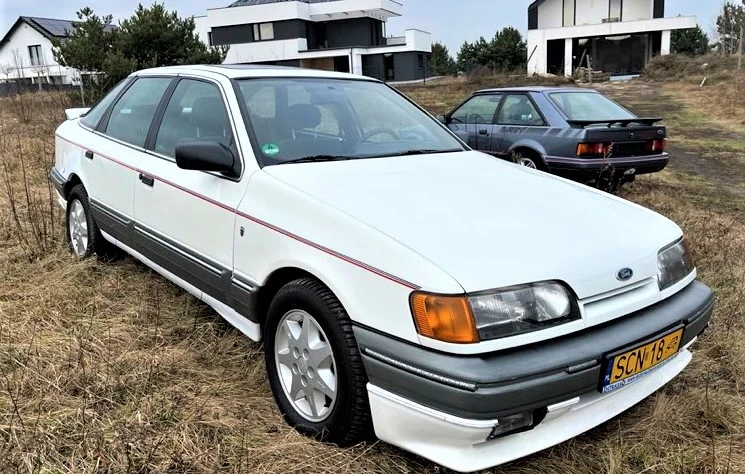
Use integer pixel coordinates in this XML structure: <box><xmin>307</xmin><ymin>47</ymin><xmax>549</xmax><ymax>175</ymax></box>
<box><xmin>104</xmin><ymin>77</ymin><xmax>172</xmax><ymax>148</ymax></box>
<box><xmin>154</xmin><ymin>79</ymin><xmax>233</xmax><ymax>158</ymax></box>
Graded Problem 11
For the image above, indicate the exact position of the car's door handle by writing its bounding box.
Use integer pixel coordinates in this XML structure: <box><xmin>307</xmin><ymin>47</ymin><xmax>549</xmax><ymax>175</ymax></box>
<box><xmin>84</xmin><ymin>150</ymin><xmax>94</xmax><ymax>160</ymax></box>
<box><xmin>139</xmin><ymin>173</ymin><xmax>155</xmax><ymax>187</ymax></box>
<box><xmin>479</xmin><ymin>129</ymin><xmax>489</xmax><ymax>136</ymax></box>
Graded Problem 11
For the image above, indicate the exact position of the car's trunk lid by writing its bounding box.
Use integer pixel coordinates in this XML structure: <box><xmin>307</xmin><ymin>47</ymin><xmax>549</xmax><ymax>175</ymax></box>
<box><xmin>580</xmin><ymin>123</ymin><xmax>667</xmax><ymax>157</ymax></box>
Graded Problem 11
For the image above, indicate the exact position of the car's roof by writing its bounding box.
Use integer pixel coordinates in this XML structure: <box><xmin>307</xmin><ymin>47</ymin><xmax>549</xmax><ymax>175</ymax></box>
<box><xmin>473</xmin><ymin>86</ymin><xmax>590</xmax><ymax>94</ymax></box>
<box><xmin>135</xmin><ymin>64</ymin><xmax>377</xmax><ymax>81</ymax></box>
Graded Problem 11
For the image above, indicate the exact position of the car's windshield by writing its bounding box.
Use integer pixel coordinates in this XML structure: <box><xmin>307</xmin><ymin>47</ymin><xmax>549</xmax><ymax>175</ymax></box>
<box><xmin>235</xmin><ymin>78</ymin><xmax>465</xmax><ymax>165</ymax></box>
<box><xmin>549</xmin><ymin>91</ymin><xmax>636</xmax><ymax>122</ymax></box>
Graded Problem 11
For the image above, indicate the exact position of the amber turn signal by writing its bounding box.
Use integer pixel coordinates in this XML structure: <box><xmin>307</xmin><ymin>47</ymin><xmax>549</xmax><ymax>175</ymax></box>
<box><xmin>410</xmin><ymin>292</ymin><xmax>480</xmax><ymax>344</ymax></box>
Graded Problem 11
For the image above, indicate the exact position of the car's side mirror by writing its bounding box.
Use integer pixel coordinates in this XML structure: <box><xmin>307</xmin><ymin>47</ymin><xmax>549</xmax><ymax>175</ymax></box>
<box><xmin>436</xmin><ymin>114</ymin><xmax>449</xmax><ymax>125</ymax></box>
<box><xmin>175</xmin><ymin>141</ymin><xmax>239</xmax><ymax>177</ymax></box>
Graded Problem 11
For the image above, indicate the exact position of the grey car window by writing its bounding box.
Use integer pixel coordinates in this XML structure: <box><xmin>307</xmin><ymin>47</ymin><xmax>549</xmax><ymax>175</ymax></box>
<box><xmin>549</xmin><ymin>92</ymin><xmax>636</xmax><ymax>121</ymax></box>
<box><xmin>450</xmin><ymin>95</ymin><xmax>502</xmax><ymax>124</ymax></box>
<box><xmin>105</xmin><ymin>77</ymin><xmax>172</xmax><ymax>148</ymax></box>
<box><xmin>498</xmin><ymin>95</ymin><xmax>545</xmax><ymax>126</ymax></box>
<box><xmin>154</xmin><ymin>79</ymin><xmax>233</xmax><ymax>158</ymax></box>
<box><xmin>81</xmin><ymin>79</ymin><xmax>129</xmax><ymax>129</ymax></box>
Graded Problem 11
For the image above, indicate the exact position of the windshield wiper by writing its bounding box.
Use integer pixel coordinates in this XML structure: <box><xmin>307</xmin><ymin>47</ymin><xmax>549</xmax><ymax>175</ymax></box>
<box><xmin>386</xmin><ymin>149</ymin><xmax>462</xmax><ymax>157</ymax></box>
<box><xmin>280</xmin><ymin>155</ymin><xmax>353</xmax><ymax>165</ymax></box>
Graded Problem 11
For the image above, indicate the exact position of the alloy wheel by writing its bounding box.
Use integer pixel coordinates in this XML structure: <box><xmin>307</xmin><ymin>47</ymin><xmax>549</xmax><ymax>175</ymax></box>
<box><xmin>518</xmin><ymin>157</ymin><xmax>538</xmax><ymax>169</ymax></box>
<box><xmin>274</xmin><ymin>309</ymin><xmax>338</xmax><ymax>422</ymax></box>
<box><xmin>68</xmin><ymin>199</ymin><xmax>89</xmax><ymax>257</ymax></box>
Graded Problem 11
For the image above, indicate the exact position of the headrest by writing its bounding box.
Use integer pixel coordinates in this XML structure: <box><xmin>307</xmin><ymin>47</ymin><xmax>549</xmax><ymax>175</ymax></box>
<box><xmin>283</xmin><ymin>103</ymin><xmax>322</xmax><ymax>130</ymax></box>
<box><xmin>190</xmin><ymin>96</ymin><xmax>228</xmax><ymax>131</ymax></box>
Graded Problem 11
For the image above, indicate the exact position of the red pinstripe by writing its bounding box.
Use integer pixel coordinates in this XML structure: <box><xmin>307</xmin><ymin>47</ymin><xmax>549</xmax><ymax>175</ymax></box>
<box><xmin>56</xmin><ymin>134</ymin><xmax>420</xmax><ymax>290</ymax></box>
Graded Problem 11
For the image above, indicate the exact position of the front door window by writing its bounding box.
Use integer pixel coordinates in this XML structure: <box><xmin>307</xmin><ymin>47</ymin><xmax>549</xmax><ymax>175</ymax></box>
<box><xmin>154</xmin><ymin>79</ymin><xmax>234</xmax><ymax>158</ymax></box>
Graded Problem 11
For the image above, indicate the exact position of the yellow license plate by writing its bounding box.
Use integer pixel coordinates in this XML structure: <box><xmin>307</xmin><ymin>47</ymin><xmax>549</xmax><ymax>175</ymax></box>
<box><xmin>602</xmin><ymin>328</ymin><xmax>684</xmax><ymax>393</ymax></box>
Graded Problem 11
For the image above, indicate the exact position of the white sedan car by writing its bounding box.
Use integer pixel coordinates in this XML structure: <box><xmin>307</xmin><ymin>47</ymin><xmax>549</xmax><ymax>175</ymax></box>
<box><xmin>50</xmin><ymin>65</ymin><xmax>714</xmax><ymax>472</ymax></box>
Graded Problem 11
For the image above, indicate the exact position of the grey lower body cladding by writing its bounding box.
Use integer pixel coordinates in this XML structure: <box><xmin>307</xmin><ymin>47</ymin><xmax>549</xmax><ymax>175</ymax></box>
<box><xmin>355</xmin><ymin>281</ymin><xmax>713</xmax><ymax>421</ymax></box>
<box><xmin>545</xmin><ymin>153</ymin><xmax>669</xmax><ymax>179</ymax></box>
<box><xmin>88</xmin><ymin>198</ymin><xmax>260</xmax><ymax>323</ymax></box>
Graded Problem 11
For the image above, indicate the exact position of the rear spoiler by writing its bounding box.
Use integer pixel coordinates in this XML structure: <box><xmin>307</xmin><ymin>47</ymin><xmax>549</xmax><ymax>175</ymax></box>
<box><xmin>65</xmin><ymin>107</ymin><xmax>91</xmax><ymax>121</ymax></box>
<box><xmin>566</xmin><ymin>117</ymin><xmax>663</xmax><ymax>128</ymax></box>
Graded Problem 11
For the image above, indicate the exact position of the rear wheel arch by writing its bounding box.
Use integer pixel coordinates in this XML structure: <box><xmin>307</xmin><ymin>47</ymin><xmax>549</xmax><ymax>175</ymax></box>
<box><xmin>510</xmin><ymin>146</ymin><xmax>547</xmax><ymax>170</ymax></box>
<box><xmin>63</xmin><ymin>173</ymin><xmax>84</xmax><ymax>200</ymax></box>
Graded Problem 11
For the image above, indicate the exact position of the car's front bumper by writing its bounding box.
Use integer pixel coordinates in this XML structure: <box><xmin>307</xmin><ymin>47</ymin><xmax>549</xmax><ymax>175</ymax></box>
<box><xmin>544</xmin><ymin>152</ymin><xmax>669</xmax><ymax>179</ymax></box>
<box><xmin>368</xmin><ymin>347</ymin><xmax>693</xmax><ymax>472</ymax></box>
<box><xmin>356</xmin><ymin>281</ymin><xmax>713</xmax><ymax>471</ymax></box>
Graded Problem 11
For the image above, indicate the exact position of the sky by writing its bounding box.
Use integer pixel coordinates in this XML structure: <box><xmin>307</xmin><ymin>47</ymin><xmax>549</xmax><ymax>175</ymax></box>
<box><xmin>0</xmin><ymin>0</ymin><xmax>725</xmax><ymax>54</ymax></box>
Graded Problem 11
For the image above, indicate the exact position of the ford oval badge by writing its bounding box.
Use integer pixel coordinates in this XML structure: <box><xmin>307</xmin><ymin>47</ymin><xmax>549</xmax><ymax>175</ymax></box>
<box><xmin>617</xmin><ymin>268</ymin><xmax>634</xmax><ymax>281</ymax></box>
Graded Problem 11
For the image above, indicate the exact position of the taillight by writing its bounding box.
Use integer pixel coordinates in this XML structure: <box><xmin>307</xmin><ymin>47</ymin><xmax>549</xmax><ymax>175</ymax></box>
<box><xmin>576</xmin><ymin>142</ymin><xmax>610</xmax><ymax>157</ymax></box>
<box><xmin>646</xmin><ymin>139</ymin><xmax>666</xmax><ymax>153</ymax></box>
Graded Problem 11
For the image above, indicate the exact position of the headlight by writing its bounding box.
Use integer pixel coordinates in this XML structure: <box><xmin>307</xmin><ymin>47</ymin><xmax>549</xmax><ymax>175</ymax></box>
<box><xmin>410</xmin><ymin>281</ymin><xmax>579</xmax><ymax>344</ymax></box>
<box><xmin>469</xmin><ymin>282</ymin><xmax>579</xmax><ymax>340</ymax></box>
<box><xmin>657</xmin><ymin>238</ymin><xmax>695</xmax><ymax>290</ymax></box>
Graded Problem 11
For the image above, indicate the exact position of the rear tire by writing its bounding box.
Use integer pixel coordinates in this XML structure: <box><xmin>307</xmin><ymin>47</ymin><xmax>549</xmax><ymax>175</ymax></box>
<box><xmin>66</xmin><ymin>184</ymin><xmax>121</xmax><ymax>261</ymax></box>
<box><xmin>264</xmin><ymin>278</ymin><xmax>372</xmax><ymax>446</ymax></box>
<box><xmin>511</xmin><ymin>151</ymin><xmax>546</xmax><ymax>171</ymax></box>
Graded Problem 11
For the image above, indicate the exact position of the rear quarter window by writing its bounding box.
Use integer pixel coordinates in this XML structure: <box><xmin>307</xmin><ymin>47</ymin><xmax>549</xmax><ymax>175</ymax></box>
<box><xmin>80</xmin><ymin>79</ymin><xmax>130</xmax><ymax>129</ymax></box>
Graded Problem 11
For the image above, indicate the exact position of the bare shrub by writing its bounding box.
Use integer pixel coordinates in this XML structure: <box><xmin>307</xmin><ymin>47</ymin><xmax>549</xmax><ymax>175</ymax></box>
<box><xmin>641</xmin><ymin>54</ymin><xmax>738</xmax><ymax>84</ymax></box>
<box><xmin>0</xmin><ymin>92</ymin><xmax>68</xmax><ymax>256</ymax></box>
<box><xmin>6</xmin><ymin>89</ymin><xmax>35</xmax><ymax>123</ymax></box>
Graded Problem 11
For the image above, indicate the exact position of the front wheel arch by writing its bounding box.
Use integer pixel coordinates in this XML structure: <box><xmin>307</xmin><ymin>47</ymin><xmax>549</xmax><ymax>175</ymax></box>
<box><xmin>255</xmin><ymin>267</ymin><xmax>319</xmax><ymax>328</ymax></box>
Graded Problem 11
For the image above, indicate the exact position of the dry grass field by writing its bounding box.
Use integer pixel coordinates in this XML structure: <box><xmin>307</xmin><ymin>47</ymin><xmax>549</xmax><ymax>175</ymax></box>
<box><xmin>1</xmin><ymin>71</ymin><xmax>744</xmax><ymax>474</ymax></box>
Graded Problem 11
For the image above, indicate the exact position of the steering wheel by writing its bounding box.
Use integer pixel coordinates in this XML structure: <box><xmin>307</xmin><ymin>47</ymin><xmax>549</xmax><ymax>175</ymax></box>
<box><xmin>361</xmin><ymin>128</ymin><xmax>400</xmax><ymax>143</ymax></box>
<box><xmin>401</xmin><ymin>131</ymin><xmax>426</xmax><ymax>141</ymax></box>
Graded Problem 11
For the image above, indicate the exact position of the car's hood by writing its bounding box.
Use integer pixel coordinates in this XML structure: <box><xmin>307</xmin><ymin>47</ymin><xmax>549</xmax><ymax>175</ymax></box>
<box><xmin>265</xmin><ymin>151</ymin><xmax>681</xmax><ymax>298</ymax></box>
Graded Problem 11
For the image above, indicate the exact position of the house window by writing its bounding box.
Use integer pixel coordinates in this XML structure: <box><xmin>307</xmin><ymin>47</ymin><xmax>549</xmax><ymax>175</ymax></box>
<box><xmin>28</xmin><ymin>45</ymin><xmax>42</xmax><ymax>66</ymax></box>
<box><xmin>609</xmin><ymin>0</ymin><xmax>622</xmax><ymax>21</ymax></box>
<box><xmin>253</xmin><ymin>23</ymin><xmax>275</xmax><ymax>41</ymax></box>
<box><xmin>563</xmin><ymin>0</ymin><xmax>575</xmax><ymax>27</ymax></box>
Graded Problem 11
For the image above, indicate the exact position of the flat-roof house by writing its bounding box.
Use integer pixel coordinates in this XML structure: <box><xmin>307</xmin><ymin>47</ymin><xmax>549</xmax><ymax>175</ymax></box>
<box><xmin>527</xmin><ymin>0</ymin><xmax>697</xmax><ymax>77</ymax></box>
<box><xmin>194</xmin><ymin>0</ymin><xmax>432</xmax><ymax>82</ymax></box>
<box><xmin>0</xmin><ymin>16</ymin><xmax>113</xmax><ymax>86</ymax></box>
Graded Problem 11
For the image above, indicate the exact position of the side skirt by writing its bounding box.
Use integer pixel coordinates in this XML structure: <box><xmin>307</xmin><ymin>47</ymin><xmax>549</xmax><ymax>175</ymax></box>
<box><xmin>101</xmin><ymin>230</ymin><xmax>262</xmax><ymax>342</ymax></box>
<box><xmin>91</xmin><ymin>198</ymin><xmax>261</xmax><ymax>325</ymax></box>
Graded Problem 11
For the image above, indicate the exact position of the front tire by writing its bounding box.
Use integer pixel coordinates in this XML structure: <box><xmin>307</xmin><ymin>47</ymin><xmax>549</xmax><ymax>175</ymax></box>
<box><xmin>66</xmin><ymin>185</ymin><xmax>120</xmax><ymax>261</ymax></box>
<box><xmin>264</xmin><ymin>278</ymin><xmax>372</xmax><ymax>446</ymax></box>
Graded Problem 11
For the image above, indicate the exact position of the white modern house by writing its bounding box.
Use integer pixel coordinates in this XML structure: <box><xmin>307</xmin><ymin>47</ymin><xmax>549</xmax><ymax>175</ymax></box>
<box><xmin>0</xmin><ymin>17</ymin><xmax>94</xmax><ymax>86</ymax></box>
<box><xmin>194</xmin><ymin>0</ymin><xmax>432</xmax><ymax>82</ymax></box>
<box><xmin>527</xmin><ymin>0</ymin><xmax>697</xmax><ymax>77</ymax></box>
